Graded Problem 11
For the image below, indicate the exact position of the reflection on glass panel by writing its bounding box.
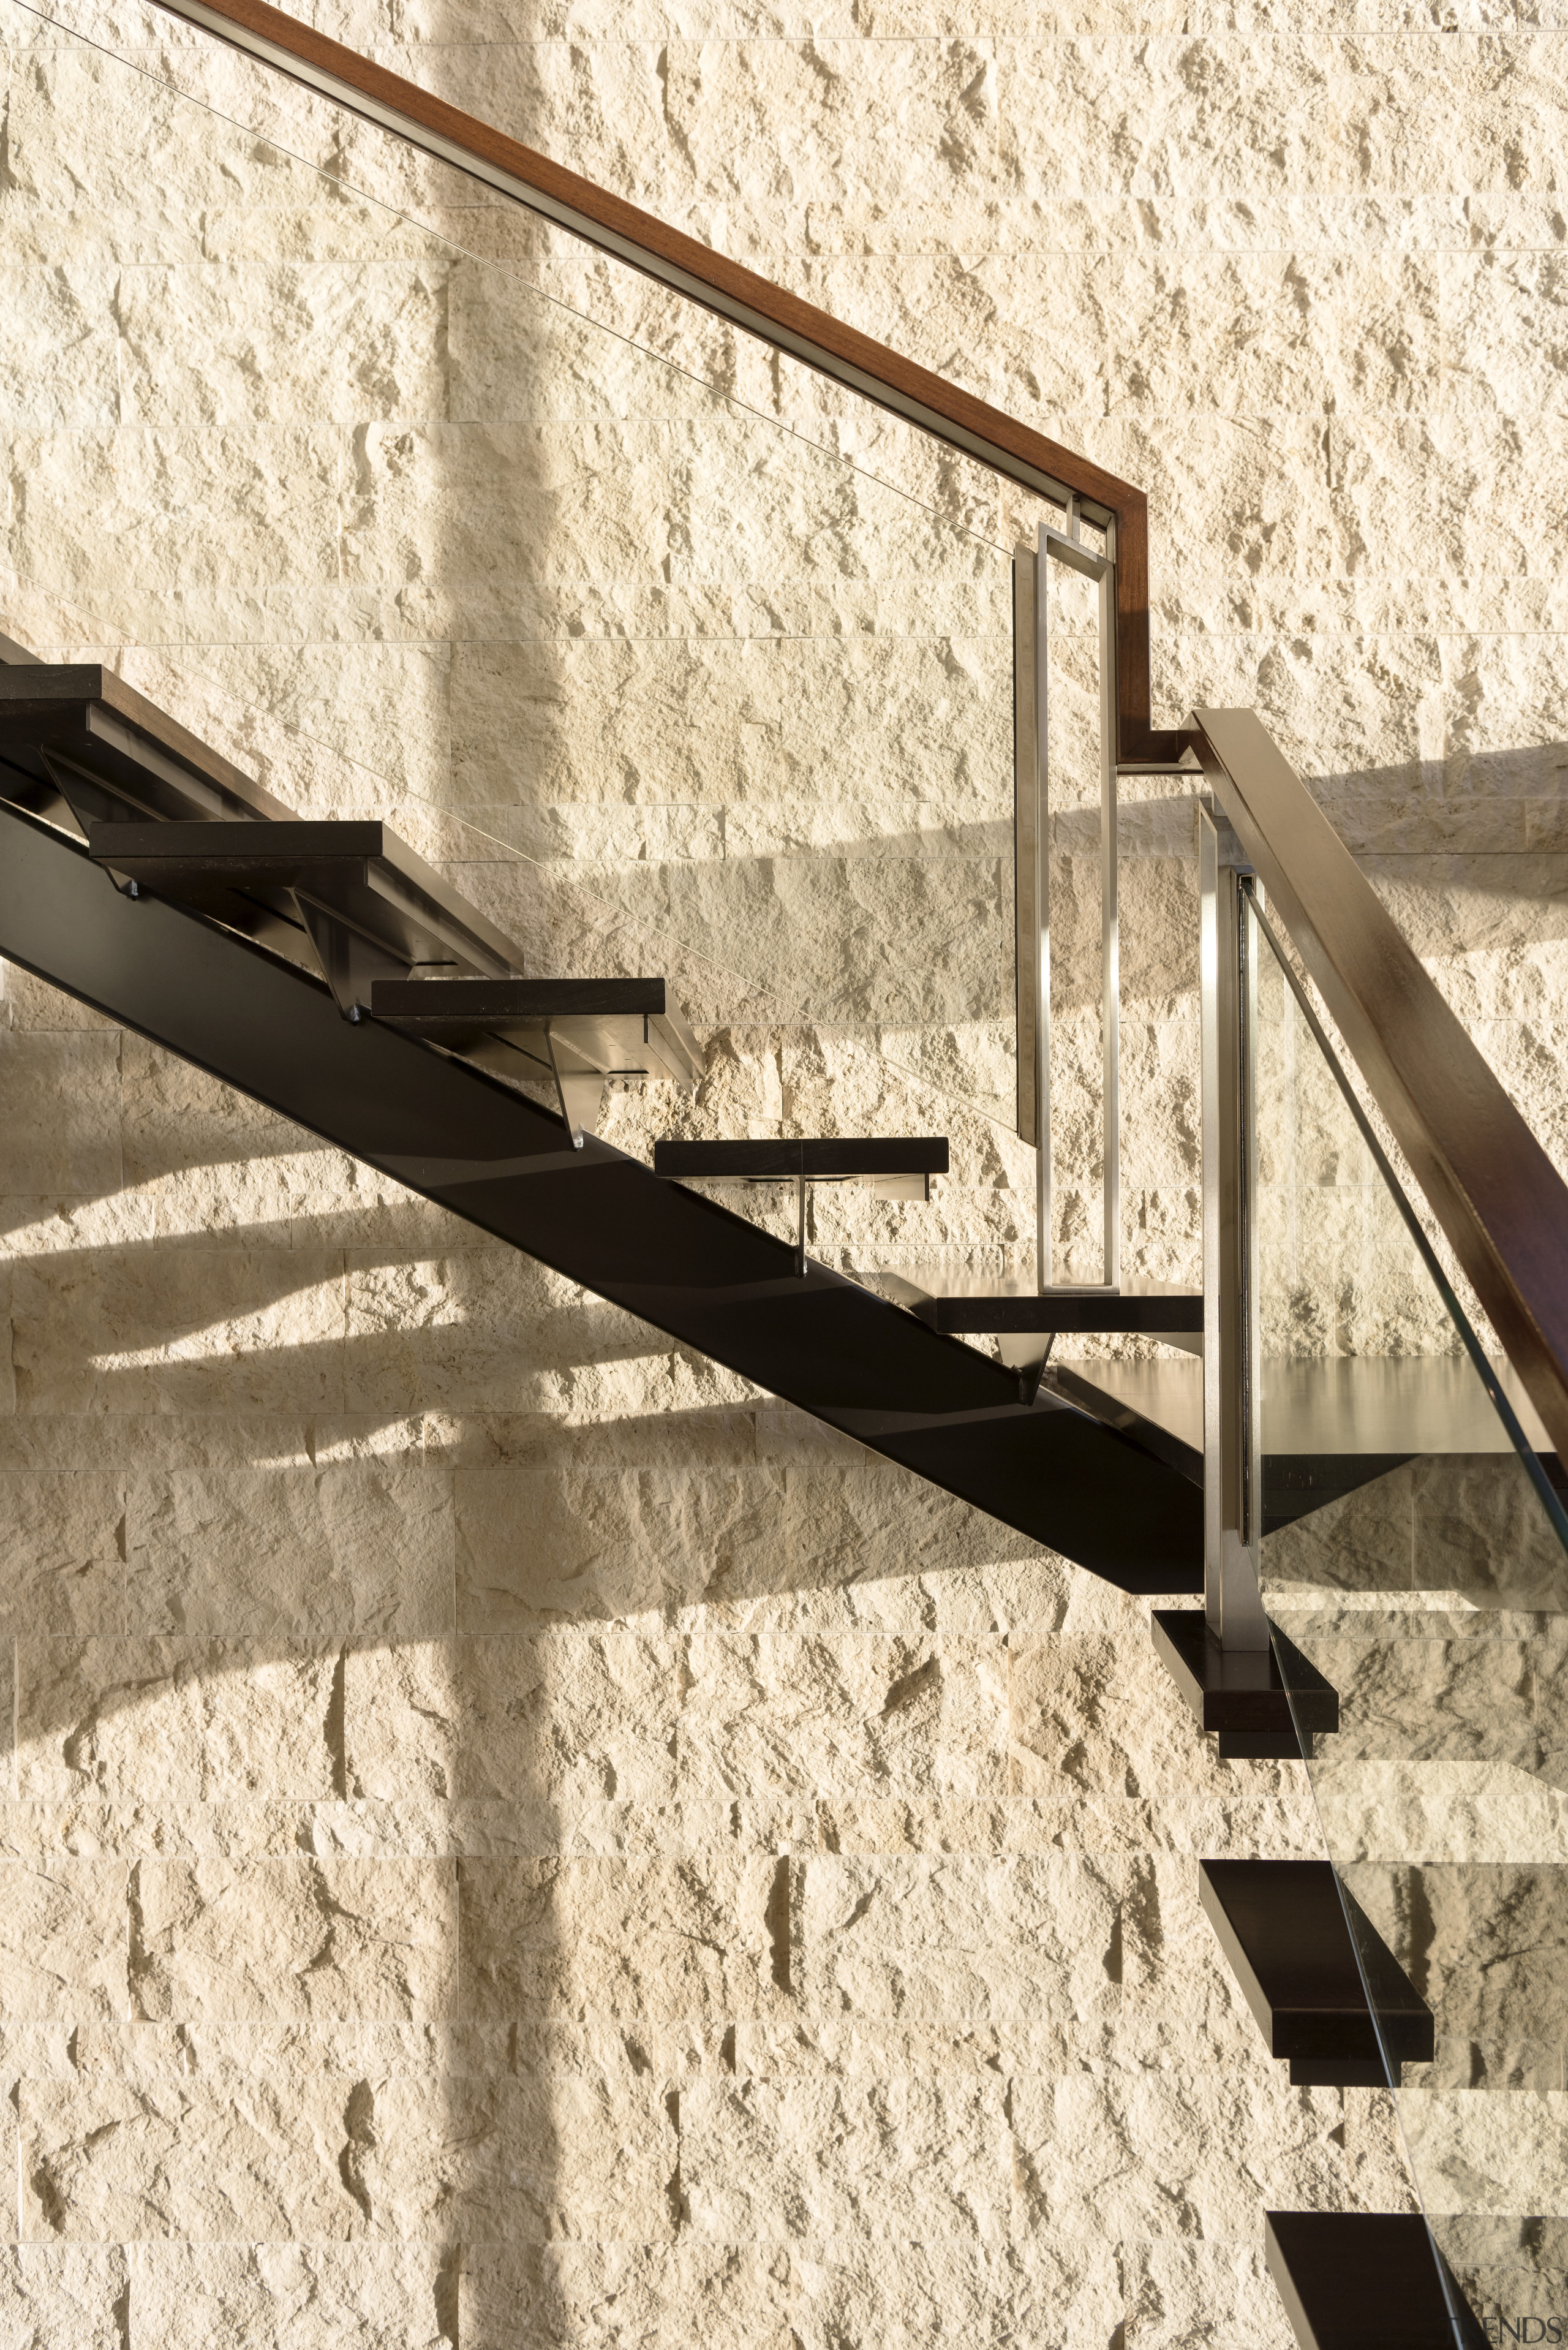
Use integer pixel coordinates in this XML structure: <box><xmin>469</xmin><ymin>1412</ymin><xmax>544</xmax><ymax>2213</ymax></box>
<box><xmin>1251</xmin><ymin>894</ymin><xmax>1568</xmax><ymax>2345</ymax></box>
<box><xmin>0</xmin><ymin>0</ymin><xmax>1041</xmax><ymax>1297</ymax></box>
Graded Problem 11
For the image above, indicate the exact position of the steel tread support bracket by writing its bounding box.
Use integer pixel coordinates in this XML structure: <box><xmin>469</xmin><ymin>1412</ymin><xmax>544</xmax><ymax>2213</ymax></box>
<box><xmin>0</xmin><ymin>799</ymin><xmax>1203</xmax><ymax>1595</ymax></box>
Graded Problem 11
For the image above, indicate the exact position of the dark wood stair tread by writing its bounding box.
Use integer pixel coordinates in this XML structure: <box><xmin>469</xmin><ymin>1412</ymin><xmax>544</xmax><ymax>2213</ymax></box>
<box><xmin>1200</xmin><ymin>1859</ymin><xmax>1433</xmax><ymax>2086</ymax></box>
<box><xmin>654</xmin><ymin>1138</ymin><xmax>948</xmax><ymax>1181</ymax></box>
<box><xmin>1153</xmin><ymin>1609</ymin><xmax>1338</xmax><ymax>1751</ymax></box>
<box><xmin>1265</xmin><ymin>2212</ymin><xmax>1485</xmax><ymax>2350</ymax></box>
<box><xmin>881</xmin><ymin>1267</ymin><xmax>1201</xmax><ymax>1335</ymax></box>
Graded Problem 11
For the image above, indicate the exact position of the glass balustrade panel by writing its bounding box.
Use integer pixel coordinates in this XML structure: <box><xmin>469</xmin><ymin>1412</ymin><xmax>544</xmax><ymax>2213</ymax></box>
<box><xmin>0</xmin><ymin>0</ymin><xmax>1152</xmax><ymax>1283</ymax></box>
<box><xmin>1251</xmin><ymin>891</ymin><xmax>1568</xmax><ymax>2347</ymax></box>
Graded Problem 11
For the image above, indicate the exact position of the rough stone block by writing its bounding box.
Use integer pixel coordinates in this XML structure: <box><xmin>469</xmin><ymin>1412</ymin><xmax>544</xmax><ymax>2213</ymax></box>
<box><xmin>124</xmin><ymin>1465</ymin><xmax>454</xmax><ymax>1639</ymax></box>
<box><xmin>0</xmin><ymin>1471</ymin><xmax>126</xmax><ymax>1635</ymax></box>
<box><xmin>679</xmin><ymin>1632</ymin><xmax>1008</xmax><ymax>1803</ymax></box>
<box><xmin>457</xmin><ymin>1851</ymin><xmax>780</xmax><ymax>2022</ymax></box>
<box><xmin>345</xmin><ymin>1631</ymin><xmax>681</xmax><ymax>1807</ymax></box>
<box><xmin>0</xmin><ymin>2245</ymin><xmax>127</xmax><ymax>2346</ymax></box>
<box><xmin>0</xmin><ymin>1857</ymin><xmax>129</xmax><ymax>2020</ymax></box>
<box><xmin>130</xmin><ymin>1855</ymin><xmax>458</xmax><ymax>2022</ymax></box>
<box><xmin>797</xmin><ymin>1851</ymin><xmax>1120</xmax><ymax>2030</ymax></box>
<box><xmin>682</xmin><ymin>2067</ymin><xmax>1011</xmax><ymax>2247</ymax></box>
<box><xmin>0</xmin><ymin>1029</ymin><xmax>121</xmax><ymax>1193</ymax></box>
<box><xmin>15</xmin><ymin>1639</ymin><xmax>339</xmax><ymax>1805</ymax></box>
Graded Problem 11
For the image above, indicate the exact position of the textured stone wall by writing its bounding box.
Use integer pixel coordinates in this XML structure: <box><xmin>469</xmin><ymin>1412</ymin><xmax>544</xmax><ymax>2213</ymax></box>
<box><xmin>5</xmin><ymin>0</ymin><xmax>1564</xmax><ymax>2340</ymax></box>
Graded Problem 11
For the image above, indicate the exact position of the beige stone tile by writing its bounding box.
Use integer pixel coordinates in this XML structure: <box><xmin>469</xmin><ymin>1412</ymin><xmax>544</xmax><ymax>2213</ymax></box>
<box><xmin>785</xmin><ymin>1455</ymin><xmax>1038</xmax><ymax>1597</ymax></box>
<box><xmin>125</xmin><ymin>2242</ymin><xmax>458</xmax><ymax>2350</ymax></box>
<box><xmin>15</xmin><ymin>1639</ymin><xmax>339</xmax><ymax>1805</ymax></box>
<box><xmin>1306</xmin><ymin>1626</ymin><xmax>1542</xmax><ymax>1765</ymax></box>
<box><xmin>0</xmin><ymin>1857</ymin><xmax>128</xmax><ymax>2019</ymax></box>
<box><xmin>124</xmin><ymin>1464</ymin><xmax>454</xmax><ymax>1638</ymax></box>
<box><xmin>424</xmin><ymin>1404</ymin><xmax>760</xmax><ymax>1473</ymax></box>
<box><xmin>116</xmin><ymin>259</ymin><xmax>451</xmax><ymax>429</ymax></box>
<box><xmin>10</xmin><ymin>1245</ymin><xmax>347</xmax><ymax>1416</ymax></box>
<box><xmin>454</xmin><ymin>1464</ymin><xmax>785</xmax><ymax>1627</ymax></box>
<box><xmin>0</xmin><ymin>265</ymin><xmax>121</xmax><ymax>427</ymax></box>
<box><xmin>130</xmin><ymin>1855</ymin><xmax>458</xmax><ymax>2022</ymax></box>
<box><xmin>447</xmin><ymin>628</ymin><xmax>1008</xmax><ymax>822</ymax></box>
<box><xmin>0</xmin><ymin>2246</ymin><xmax>126</xmax><ymax>2345</ymax></box>
<box><xmin>7</xmin><ymin>426</ymin><xmax>344</xmax><ymax>643</ymax></box>
<box><xmin>19</xmin><ymin>2071</ymin><xmax>362</xmax><ymax>2240</ymax></box>
<box><xmin>0</xmin><ymin>1412</ymin><xmax>317</xmax><ymax>1478</ymax></box>
<box><xmin>345</xmin><ymin>1630</ymin><xmax>680</xmax><ymax>1807</ymax></box>
<box><xmin>680</xmin><ymin>1632</ymin><xmax>1008</xmax><ymax>1802</ymax></box>
<box><xmin>458</xmin><ymin>1850</ymin><xmax>779</xmax><ymax>2020</ymax></box>
<box><xmin>1398</xmin><ymin>2084</ymin><xmax>1568</xmax><ymax>2215</ymax></box>
<box><xmin>1121</xmin><ymin>2237</ymin><xmax>1295</xmax><ymax>2350</ymax></box>
<box><xmin>1009</xmin><ymin>1628</ymin><xmax>1305</xmax><ymax>1808</ymax></box>
<box><xmin>0</xmin><ymin>1029</ymin><xmax>120</xmax><ymax>1193</ymax></box>
<box><xmin>1261</xmin><ymin>1464</ymin><xmax>1415</xmax><ymax>1598</ymax></box>
<box><xmin>0</xmin><ymin>1471</ymin><xmax>124</xmax><ymax>1636</ymax></box>
<box><xmin>681</xmin><ymin>2066</ymin><xmax>1011</xmax><ymax>2245</ymax></box>
<box><xmin>1412</xmin><ymin>1454</ymin><xmax>1568</xmax><ymax>1607</ymax></box>
<box><xmin>118</xmin><ymin>1031</ymin><xmax>307</xmax><ymax>1222</ymax></box>
<box><xmin>344</xmin><ymin>1247</ymin><xmax>685</xmax><ymax>1417</ymax></box>
<box><xmin>797</xmin><ymin>1850</ymin><xmax>1119</xmax><ymax>2030</ymax></box>
<box><xmin>1009</xmin><ymin>2064</ymin><xmax>1353</xmax><ymax>2240</ymax></box>
<box><xmin>460</xmin><ymin>2234</ymin><xmax>1121</xmax><ymax>2350</ymax></box>
<box><xmin>0</xmin><ymin>961</ymin><xmax>119</xmax><ymax>1032</ymax></box>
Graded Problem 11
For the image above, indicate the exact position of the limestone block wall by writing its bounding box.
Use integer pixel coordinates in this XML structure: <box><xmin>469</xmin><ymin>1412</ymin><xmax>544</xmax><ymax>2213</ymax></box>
<box><xmin>2</xmin><ymin>0</ymin><xmax>1563</xmax><ymax>2341</ymax></box>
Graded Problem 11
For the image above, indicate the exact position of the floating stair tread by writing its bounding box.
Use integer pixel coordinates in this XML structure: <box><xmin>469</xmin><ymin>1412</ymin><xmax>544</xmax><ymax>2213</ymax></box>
<box><xmin>0</xmin><ymin>795</ymin><xmax>1204</xmax><ymax>1593</ymax></box>
<box><xmin>655</xmin><ymin>1138</ymin><xmax>948</xmax><ymax>1181</ymax></box>
<box><xmin>371</xmin><ymin>976</ymin><xmax>703</xmax><ymax>1087</ymax></box>
<box><xmin>1265</xmin><ymin>2212</ymin><xmax>1485</xmax><ymax>2350</ymax></box>
<box><xmin>375</xmin><ymin>978</ymin><xmax>668</xmax><ymax>1021</ymax></box>
<box><xmin>881</xmin><ymin>1268</ymin><xmax>1202</xmax><ymax>1334</ymax></box>
<box><xmin>1152</xmin><ymin>1611</ymin><xmax>1338</xmax><ymax>1736</ymax></box>
<box><xmin>0</xmin><ymin>662</ymin><xmax>293</xmax><ymax>826</ymax></box>
<box><xmin>1200</xmin><ymin>1859</ymin><xmax>1433</xmax><ymax>2068</ymax></box>
<box><xmin>86</xmin><ymin>818</ymin><xmax>523</xmax><ymax>979</ymax></box>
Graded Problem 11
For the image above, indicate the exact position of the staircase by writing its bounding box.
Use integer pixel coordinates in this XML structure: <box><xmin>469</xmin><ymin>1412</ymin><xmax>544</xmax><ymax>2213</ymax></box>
<box><xmin>0</xmin><ymin>657</ymin><xmax>1202</xmax><ymax>1593</ymax></box>
<box><xmin>4</xmin><ymin>2</ymin><xmax>1568</xmax><ymax>2344</ymax></box>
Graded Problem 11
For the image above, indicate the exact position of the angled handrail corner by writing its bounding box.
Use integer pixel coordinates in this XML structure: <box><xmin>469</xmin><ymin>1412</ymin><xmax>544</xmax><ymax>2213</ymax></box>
<box><xmin>143</xmin><ymin>0</ymin><xmax>1186</xmax><ymax>769</ymax></box>
<box><xmin>1193</xmin><ymin>703</ymin><xmax>1568</xmax><ymax>1464</ymax></box>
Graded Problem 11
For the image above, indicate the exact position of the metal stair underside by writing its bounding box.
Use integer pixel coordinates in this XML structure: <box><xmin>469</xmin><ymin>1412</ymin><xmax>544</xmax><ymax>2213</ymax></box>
<box><xmin>0</xmin><ymin>667</ymin><xmax>1202</xmax><ymax>1593</ymax></box>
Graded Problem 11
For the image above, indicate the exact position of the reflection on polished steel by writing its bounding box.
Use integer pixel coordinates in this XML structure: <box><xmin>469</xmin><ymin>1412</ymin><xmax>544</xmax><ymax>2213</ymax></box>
<box><xmin>1014</xmin><ymin>507</ymin><xmax>1120</xmax><ymax>1298</ymax></box>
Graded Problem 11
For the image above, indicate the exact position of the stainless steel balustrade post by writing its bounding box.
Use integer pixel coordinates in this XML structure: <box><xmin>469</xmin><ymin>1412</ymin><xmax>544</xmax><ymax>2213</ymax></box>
<box><xmin>1014</xmin><ymin>510</ymin><xmax>1120</xmax><ymax>1293</ymax></box>
<box><xmin>1199</xmin><ymin>804</ymin><xmax>1269</xmax><ymax>1650</ymax></box>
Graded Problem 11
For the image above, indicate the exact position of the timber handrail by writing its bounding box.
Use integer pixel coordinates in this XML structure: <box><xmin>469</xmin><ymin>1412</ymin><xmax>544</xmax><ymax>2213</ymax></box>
<box><xmin>145</xmin><ymin>0</ymin><xmax>1185</xmax><ymax>769</ymax></box>
<box><xmin>1194</xmin><ymin>705</ymin><xmax>1568</xmax><ymax>1465</ymax></box>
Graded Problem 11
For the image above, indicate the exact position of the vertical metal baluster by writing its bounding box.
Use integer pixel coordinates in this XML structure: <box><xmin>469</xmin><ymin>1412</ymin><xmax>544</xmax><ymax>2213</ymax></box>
<box><xmin>1034</xmin><ymin>524</ymin><xmax>1052</xmax><ymax>1290</ymax></box>
<box><xmin>1016</xmin><ymin>512</ymin><xmax>1120</xmax><ymax>1298</ymax></box>
<box><xmin>1200</xmin><ymin>805</ymin><xmax>1269</xmax><ymax>1650</ymax></box>
<box><xmin>1013</xmin><ymin>537</ymin><xmax>1050</xmax><ymax>1283</ymax></box>
<box><xmin>1098</xmin><ymin>527</ymin><xmax>1120</xmax><ymax>1292</ymax></box>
